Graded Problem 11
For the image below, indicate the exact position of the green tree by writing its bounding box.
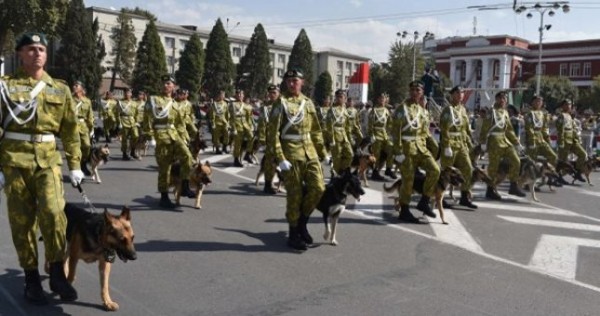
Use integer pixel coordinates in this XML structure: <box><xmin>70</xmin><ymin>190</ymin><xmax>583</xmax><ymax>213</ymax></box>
<box><xmin>203</xmin><ymin>18</ymin><xmax>235</xmax><ymax>97</ymax></box>
<box><xmin>89</xmin><ymin>17</ymin><xmax>107</xmax><ymax>101</ymax></box>
<box><xmin>368</xmin><ymin>62</ymin><xmax>390</xmax><ymax>101</ymax></box>
<box><xmin>386</xmin><ymin>40</ymin><xmax>426</xmax><ymax>104</ymax></box>
<box><xmin>123</xmin><ymin>7</ymin><xmax>157</xmax><ymax>21</ymax></box>
<box><xmin>287</xmin><ymin>29</ymin><xmax>314</xmax><ymax>96</ymax></box>
<box><xmin>109</xmin><ymin>10</ymin><xmax>137</xmax><ymax>90</ymax></box>
<box><xmin>131</xmin><ymin>20</ymin><xmax>167</xmax><ymax>95</ymax></box>
<box><xmin>237</xmin><ymin>23</ymin><xmax>272</xmax><ymax>98</ymax></box>
<box><xmin>523</xmin><ymin>75</ymin><xmax>577</xmax><ymax>113</ymax></box>
<box><xmin>54</xmin><ymin>0</ymin><xmax>97</xmax><ymax>87</ymax></box>
<box><xmin>577</xmin><ymin>75</ymin><xmax>600</xmax><ymax>112</ymax></box>
<box><xmin>175</xmin><ymin>33</ymin><xmax>205</xmax><ymax>100</ymax></box>
<box><xmin>313</xmin><ymin>71</ymin><xmax>333</xmax><ymax>105</ymax></box>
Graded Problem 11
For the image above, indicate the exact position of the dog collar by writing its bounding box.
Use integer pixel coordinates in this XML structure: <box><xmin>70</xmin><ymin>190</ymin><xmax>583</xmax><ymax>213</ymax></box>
<box><xmin>104</xmin><ymin>248</ymin><xmax>116</xmax><ymax>263</ymax></box>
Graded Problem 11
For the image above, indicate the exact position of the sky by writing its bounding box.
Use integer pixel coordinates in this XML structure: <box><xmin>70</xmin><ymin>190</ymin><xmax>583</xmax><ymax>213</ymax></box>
<box><xmin>85</xmin><ymin>0</ymin><xmax>600</xmax><ymax>63</ymax></box>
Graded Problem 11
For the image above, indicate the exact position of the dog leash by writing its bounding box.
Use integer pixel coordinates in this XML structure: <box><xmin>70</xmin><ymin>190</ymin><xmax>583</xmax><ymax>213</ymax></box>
<box><xmin>75</xmin><ymin>182</ymin><xmax>99</xmax><ymax>213</ymax></box>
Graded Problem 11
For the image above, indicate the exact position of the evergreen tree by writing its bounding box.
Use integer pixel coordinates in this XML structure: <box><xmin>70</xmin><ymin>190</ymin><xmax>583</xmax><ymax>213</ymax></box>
<box><xmin>175</xmin><ymin>34</ymin><xmax>205</xmax><ymax>101</ymax></box>
<box><xmin>54</xmin><ymin>0</ymin><xmax>97</xmax><ymax>87</ymax></box>
<box><xmin>287</xmin><ymin>29</ymin><xmax>314</xmax><ymax>96</ymax></box>
<box><xmin>131</xmin><ymin>20</ymin><xmax>167</xmax><ymax>95</ymax></box>
<box><xmin>89</xmin><ymin>17</ymin><xmax>106</xmax><ymax>101</ymax></box>
<box><xmin>368</xmin><ymin>62</ymin><xmax>390</xmax><ymax>101</ymax></box>
<box><xmin>386</xmin><ymin>40</ymin><xmax>425</xmax><ymax>103</ymax></box>
<box><xmin>523</xmin><ymin>75</ymin><xmax>577</xmax><ymax>112</ymax></box>
<box><xmin>237</xmin><ymin>23</ymin><xmax>271</xmax><ymax>98</ymax></box>
<box><xmin>123</xmin><ymin>7</ymin><xmax>157</xmax><ymax>21</ymax></box>
<box><xmin>203</xmin><ymin>18</ymin><xmax>235</xmax><ymax>97</ymax></box>
<box><xmin>313</xmin><ymin>71</ymin><xmax>333</xmax><ymax>106</ymax></box>
<box><xmin>109</xmin><ymin>10</ymin><xmax>137</xmax><ymax>90</ymax></box>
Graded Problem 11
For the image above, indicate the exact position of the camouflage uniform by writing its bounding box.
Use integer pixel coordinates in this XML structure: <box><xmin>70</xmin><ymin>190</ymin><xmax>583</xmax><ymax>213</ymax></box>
<box><xmin>368</xmin><ymin>103</ymin><xmax>393</xmax><ymax>177</ymax></box>
<box><xmin>229</xmin><ymin>99</ymin><xmax>254</xmax><ymax>164</ymax></box>
<box><xmin>345</xmin><ymin>106</ymin><xmax>363</xmax><ymax>146</ymax></box>
<box><xmin>557</xmin><ymin>110</ymin><xmax>587</xmax><ymax>170</ymax></box>
<box><xmin>327</xmin><ymin>102</ymin><xmax>353</xmax><ymax>174</ymax></box>
<box><xmin>100</xmin><ymin>97</ymin><xmax>117</xmax><ymax>140</ymax></box>
<box><xmin>0</xmin><ymin>71</ymin><xmax>81</xmax><ymax>270</ymax></box>
<box><xmin>257</xmin><ymin>101</ymin><xmax>275</xmax><ymax>184</ymax></box>
<box><xmin>210</xmin><ymin>99</ymin><xmax>230</xmax><ymax>153</ymax></box>
<box><xmin>176</xmin><ymin>99</ymin><xmax>198</xmax><ymax>143</ymax></box>
<box><xmin>317</xmin><ymin>104</ymin><xmax>332</xmax><ymax>154</ymax></box>
<box><xmin>74</xmin><ymin>94</ymin><xmax>94</xmax><ymax>164</ymax></box>
<box><xmin>440</xmin><ymin>101</ymin><xmax>472</xmax><ymax>189</ymax></box>
<box><xmin>525</xmin><ymin>109</ymin><xmax>557</xmax><ymax>165</ymax></box>
<box><xmin>114</xmin><ymin>99</ymin><xmax>138</xmax><ymax>157</ymax></box>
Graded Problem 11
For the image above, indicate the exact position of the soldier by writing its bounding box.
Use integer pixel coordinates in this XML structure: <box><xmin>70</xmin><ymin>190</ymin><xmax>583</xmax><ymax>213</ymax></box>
<box><xmin>267</xmin><ymin>69</ymin><xmax>327</xmax><ymax>251</ymax></box>
<box><xmin>0</xmin><ymin>32</ymin><xmax>81</xmax><ymax>304</ymax></box>
<box><xmin>134</xmin><ymin>90</ymin><xmax>147</xmax><ymax>148</ymax></box>
<box><xmin>143</xmin><ymin>75</ymin><xmax>196</xmax><ymax>208</ymax></box>
<box><xmin>368</xmin><ymin>93</ymin><xmax>396</xmax><ymax>180</ymax></box>
<box><xmin>115</xmin><ymin>88</ymin><xmax>138</xmax><ymax>160</ymax></box>
<box><xmin>345</xmin><ymin>97</ymin><xmax>363</xmax><ymax>147</ymax></box>
<box><xmin>229</xmin><ymin>88</ymin><xmax>254</xmax><ymax>167</ymax></box>
<box><xmin>556</xmin><ymin>99</ymin><xmax>587</xmax><ymax>182</ymax></box>
<box><xmin>257</xmin><ymin>84</ymin><xmax>280</xmax><ymax>194</ymax></box>
<box><xmin>479</xmin><ymin>91</ymin><xmax>526</xmax><ymax>200</ymax></box>
<box><xmin>327</xmin><ymin>89</ymin><xmax>353</xmax><ymax>175</ymax></box>
<box><xmin>100</xmin><ymin>90</ymin><xmax>117</xmax><ymax>143</ymax></box>
<box><xmin>440</xmin><ymin>86</ymin><xmax>477</xmax><ymax>209</ymax></box>
<box><xmin>175</xmin><ymin>88</ymin><xmax>198</xmax><ymax>145</ymax></box>
<box><xmin>72</xmin><ymin>80</ymin><xmax>94</xmax><ymax>176</ymax></box>
<box><xmin>210</xmin><ymin>90</ymin><xmax>230</xmax><ymax>154</ymax></box>
<box><xmin>391</xmin><ymin>81</ymin><xmax>439</xmax><ymax>223</ymax></box>
<box><xmin>318</xmin><ymin>95</ymin><xmax>333</xmax><ymax>156</ymax></box>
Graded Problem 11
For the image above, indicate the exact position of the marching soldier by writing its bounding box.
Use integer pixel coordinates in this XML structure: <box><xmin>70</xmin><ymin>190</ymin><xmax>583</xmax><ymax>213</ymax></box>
<box><xmin>327</xmin><ymin>89</ymin><xmax>353</xmax><ymax>175</ymax></box>
<box><xmin>345</xmin><ymin>97</ymin><xmax>363</xmax><ymax>147</ymax></box>
<box><xmin>318</xmin><ymin>96</ymin><xmax>333</xmax><ymax>156</ymax></box>
<box><xmin>229</xmin><ymin>88</ymin><xmax>254</xmax><ymax>167</ymax></box>
<box><xmin>0</xmin><ymin>32</ymin><xmax>81</xmax><ymax>304</ymax></box>
<box><xmin>556</xmin><ymin>99</ymin><xmax>587</xmax><ymax>182</ymax></box>
<box><xmin>175</xmin><ymin>88</ymin><xmax>198</xmax><ymax>144</ymax></box>
<box><xmin>114</xmin><ymin>88</ymin><xmax>138</xmax><ymax>160</ymax></box>
<box><xmin>100</xmin><ymin>90</ymin><xmax>117</xmax><ymax>143</ymax></box>
<box><xmin>210</xmin><ymin>90</ymin><xmax>230</xmax><ymax>154</ymax></box>
<box><xmin>440</xmin><ymin>86</ymin><xmax>477</xmax><ymax>209</ymax></box>
<box><xmin>391</xmin><ymin>81</ymin><xmax>439</xmax><ymax>223</ymax></box>
<box><xmin>368</xmin><ymin>93</ymin><xmax>396</xmax><ymax>180</ymax></box>
<box><xmin>267</xmin><ymin>69</ymin><xmax>327</xmax><ymax>251</ymax></box>
<box><xmin>479</xmin><ymin>91</ymin><xmax>526</xmax><ymax>200</ymax></box>
<box><xmin>143</xmin><ymin>75</ymin><xmax>196</xmax><ymax>208</ymax></box>
<box><xmin>72</xmin><ymin>80</ymin><xmax>94</xmax><ymax>176</ymax></box>
<box><xmin>524</xmin><ymin>96</ymin><xmax>560</xmax><ymax>186</ymax></box>
<box><xmin>134</xmin><ymin>90</ymin><xmax>147</xmax><ymax>149</ymax></box>
<box><xmin>257</xmin><ymin>84</ymin><xmax>280</xmax><ymax>194</ymax></box>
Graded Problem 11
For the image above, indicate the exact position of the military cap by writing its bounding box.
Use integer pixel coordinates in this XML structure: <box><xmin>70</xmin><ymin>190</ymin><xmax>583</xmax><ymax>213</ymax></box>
<box><xmin>176</xmin><ymin>88</ymin><xmax>188</xmax><ymax>94</ymax></box>
<box><xmin>161</xmin><ymin>74</ymin><xmax>176</xmax><ymax>83</ymax></box>
<box><xmin>561</xmin><ymin>99</ymin><xmax>573</xmax><ymax>106</ymax></box>
<box><xmin>408</xmin><ymin>80</ymin><xmax>424</xmax><ymax>89</ymax></box>
<box><xmin>124</xmin><ymin>87</ymin><xmax>133</xmax><ymax>92</ymax></box>
<box><xmin>531</xmin><ymin>94</ymin><xmax>543</xmax><ymax>101</ymax></box>
<box><xmin>335</xmin><ymin>89</ymin><xmax>346</xmax><ymax>96</ymax></box>
<box><xmin>283</xmin><ymin>69</ymin><xmax>304</xmax><ymax>79</ymax></box>
<box><xmin>449</xmin><ymin>85</ymin><xmax>463</xmax><ymax>94</ymax></box>
<box><xmin>73</xmin><ymin>80</ymin><xmax>85</xmax><ymax>87</ymax></box>
<box><xmin>495</xmin><ymin>91</ymin><xmax>508</xmax><ymax>98</ymax></box>
<box><xmin>16</xmin><ymin>32</ymin><xmax>48</xmax><ymax>51</ymax></box>
<box><xmin>267</xmin><ymin>84</ymin><xmax>279</xmax><ymax>92</ymax></box>
<box><xmin>234</xmin><ymin>87</ymin><xmax>244</xmax><ymax>94</ymax></box>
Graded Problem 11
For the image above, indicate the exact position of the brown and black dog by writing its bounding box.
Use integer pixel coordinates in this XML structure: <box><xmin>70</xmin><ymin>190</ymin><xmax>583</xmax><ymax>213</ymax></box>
<box><xmin>171</xmin><ymin>161</ymin><xmax>213</xmax><ymax>209</ymax></box>
<box><xmin>384</xmin><ymin>166</ymin><xmax>465</xmax><ymax>224</ymax></box>
<box><xmin>448</xmin><ymin>165</ymin><xmax>493</xmax><ymax>202</ymax></box>
<box><xmin>133</xmin><ymin>134</ymin><xmax>150</xmax><ymax>160</ymax></box>
<box><xmin>350</xmin><ymin>151</ymin><xmax>377</xmax><ymax>187</ymax></box>
<box><xmin>89</xmin><ymin>144</ymin><xmax>110</xmax><ymax>183</ymax></box>
<box><xmin>254</xmin><ymin>156</ymin><xmax>284</xmax><ymax>192</ymax></box>
<box><xmin>496</xmin><ymin>156</ymin><xmax>560</xmax><ymax>201</ymax></box>
<box><xmin>579</xmin><ymin>155</ymin><xmax>600</xmax><ymax>186</ymax></box>
<box><xmin>62</xmin><ymin>203</ymin><xmax>136</xmax><ymax>311</ymax></box>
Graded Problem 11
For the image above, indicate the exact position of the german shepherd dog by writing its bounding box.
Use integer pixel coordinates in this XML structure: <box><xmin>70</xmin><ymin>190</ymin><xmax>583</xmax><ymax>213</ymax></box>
<box><xmin>254</xmin><ymin>156</ymin><xmax>284</xmax><ymax>192</ymax></box>
<box><xmin>315</xmin><ymin>169</ymin><xmax>365</xmax><ymax>245</ymax></box>
<box><xmin>133</xmin><ymin>134</ymin><xmax>150</xmax><ymax>160</ymax></box>
<box><xmin>496</xmin><ymin>156</ymin><xmax>560</xmax><ymax>201</ymax></box>
<box><xmin>63</xmin><ymin>203</ymin><xmax>136</xmax><ymax>311</ymax></box>
<box><xmin>89</xmin><ymin>144</ymin><xmax>110</xmax><ymax>183</ymax></box>
<box><xmin>350</xmin><ymin>151</ymin><xmax>377</xmax><ymax>187</ymax></box>
<box><xmin>579</xmin><ymin>155</ymin><xmax>600</xmax><ymax>186</ymax></box>
<box><xmin>384</xmin><ymin>166</ymin><xmax>465</xmax><ymax>225</ymax></box>
<box><xmin>448</xmin><ymin>165</ymin><xmax>493</xmax><ymax>202</ymax></box>
<box><xmin>171</xmin><ymin>161</ymin><xmax>213</xmax><ymax>209</ymax></box>
<box><xmin>189</xmin><ymin>131</ymin><xmax>209</xmax><ymax>162</ymax></box>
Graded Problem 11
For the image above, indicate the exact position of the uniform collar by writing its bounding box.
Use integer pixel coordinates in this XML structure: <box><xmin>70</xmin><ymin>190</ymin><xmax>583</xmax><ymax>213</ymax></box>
<box><xmin>14</xmin><ymin>69</ymin><xmax>55</xmax><ymax>87</ymax></box>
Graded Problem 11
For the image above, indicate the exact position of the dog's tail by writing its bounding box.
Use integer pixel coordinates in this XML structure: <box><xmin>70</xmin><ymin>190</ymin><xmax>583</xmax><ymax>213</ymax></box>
<box><xmin>383</xmin><ymin>178</ymin><xmax>402</xmax><ymax>193</ymax></box>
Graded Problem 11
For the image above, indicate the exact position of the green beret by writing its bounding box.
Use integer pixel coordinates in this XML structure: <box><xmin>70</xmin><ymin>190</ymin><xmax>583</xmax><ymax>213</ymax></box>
<box><xmin>284</xmin><ymin>69</ymin><xmax>303</xmax><ymax>79</ymax></box>
<box><xmin>267</xmin><ymin>84</ymin><xmax>279</xmax><ymax>92</ymax></box>
<box><xmin>335</xmin><ymin>89</ymin><xmax>346</xmax><ymax>96</ymax></box>
<box><xmin>161</xmin><ymin>74</ymin><xmax>176</xmax><ymax>83</ymax></box>
<box><xmin>16</xmin><ymin>32</ymin><xmax>48</xmax><ymax>51</ymax></box>
<box><xmin>408</xmin><ymin>80</ymin><xmax>424</xmax><ymax>89</ymax></box>
<box><xmin>72</xmin><ymin>80</ymin><xmax>85</xmax><ymax>87</ymax></box>
<box><xmin>495</xmin><ymin>91</ymin><xmax>508</xmax><ymax>98</ymax></box>
<box><xmin>449</xmin><ymin>85</ymin><xmax>463</xmax><ymax>94</ymax></box>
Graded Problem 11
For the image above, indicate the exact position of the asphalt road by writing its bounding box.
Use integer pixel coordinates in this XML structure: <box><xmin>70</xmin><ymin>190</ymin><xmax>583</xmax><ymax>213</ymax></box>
<box><xmin>1</xmin><ymin>140</ymin><xmax>600</xmax><ymax>315</ymax></box>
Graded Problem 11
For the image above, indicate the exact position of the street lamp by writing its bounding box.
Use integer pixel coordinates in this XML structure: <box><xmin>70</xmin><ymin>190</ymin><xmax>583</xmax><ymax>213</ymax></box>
<box><xmin>397</xmin><ymin>30</ymin><xmax>435</xmax><ymax>81</ymax></box>
<box><xmin>514</xmin><ymin>2</ymin><xmax>570</xmax><ymax>95</ymax></box>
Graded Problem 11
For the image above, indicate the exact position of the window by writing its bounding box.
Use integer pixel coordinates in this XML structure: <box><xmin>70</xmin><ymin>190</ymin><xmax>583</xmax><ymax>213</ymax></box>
<box><xmin>493</xmin><ymin>61</ymin><xmax>500</xmax><ymax>79</ymax></box>
<box><xmin>559</xmin><ymin>63</ymin><xmax>568</xmax><ymax>77</ymax></box>
<box><xmin>344</xmin><ymin>76</ymin><xmax>350</xmax><ymax>88</ymax></box>
<box><xmin>277</xmin><ymin>68</ymin><xmax>284</xmax><ymax>78</ymax></box>
<box><xmin>460</xmin><ymin>62</ymin><xmax>466</xmax><ymax>81</ymax></box>
<box><xmin>165</xmin><ymin>37</ymin><xmax>175</xmax><ymax>49</ymax></box>
<box><xmin>278</xmin><ymin>54</ymin><xmax>286</xmax><ymax>64</ymax></box>
<box><xmin>180</xmin><ymin>40</ymin><xmax>188</xmax><ymax>48</ymax></box>
<box><xmin>270</xmin><ymin>53</ymin><xmax>275</xmax><ymax>62</ymax></box>
<box><xmin>583</xmin><ymin>62</ymin><xmax>592</xmax><ymax>77</ymax></box>
<box><xmin>346</xmin><ymin>62</ymin><xmax>352</xmax><ymax>73</ymax></box>
<box><xmin>570</xmin><ymin>63</ymin><xmax>581</xmax><ymax>77</ymax></box>
<box><xmin>336</xmin><ymin>74</ymin><xmax>342</xmax><ymax>87</ymax></box>
<box><xmin>337</xmin><ymin>61</ymin><xmax>343</xmax><ymax>74</ymax></box>
<box><xmin>232</xmin><ymin>47</ymin><xmax>242</xmax><ymax>57</ymax></box>
<box><xmin>167</xmin><ymin>56</ymin><xmax>175</xmax><ymax>67</ymax></box>
<box><xmin>354</xmin><ymin>63</ymin><xmax>359</xmax><ymax>73</ymax></box>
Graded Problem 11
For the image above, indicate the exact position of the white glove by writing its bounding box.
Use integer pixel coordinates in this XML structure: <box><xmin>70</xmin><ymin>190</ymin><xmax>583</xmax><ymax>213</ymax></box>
<box><xmin>89</xmin><ymin>130</ymin><xmax>94</xmax><ymax>137</ymax></box>
<box><xmin>279</xmin><ymin>160</ymin><xmax>292</xmax><ymax>171</ymax></box>
<box><xmin>232</xmin><ymin>130</ymin><xmax>238</xmax><ymax>136</ymax></box>
<box><xmin>0</xmin><ymin>171</ymin><xmax>5</xmax><ymax>191</ymax></box>
<box><xmin>394</xmin><ymin>154</ymin><xmax>405</xmax><ymax>163</ymax></box>
<box><xmin>481</xmin><ymin>144</ymin><xmax>487</xmax><ymax>152</ymax></box>
<box><xmin>444</xmin><ymin>147</ymin><xmax>453</xmax><ymax>157</ymax></box>
<box><xmin>149</xmin><ymin>139</ymin><xmax>157</xmax><ymax>148</ymax></box>
<box><xmin>516</xmin><ymin>144</ymin><xmax>525</xmax><ymax>153</ymax></box>
<box><xmin>70</xmin><ymin>170</ymin><xmax>84</xmax><ymax>186</ymax></box>
<box><xmin>135</xmin><ymin>123</ymin><xmax>141</xmax><ymax>127</ymax></box>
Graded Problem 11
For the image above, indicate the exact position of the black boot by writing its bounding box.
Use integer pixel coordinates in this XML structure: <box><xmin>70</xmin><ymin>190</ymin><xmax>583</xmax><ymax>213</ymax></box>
<box><xmin>130</xmin><ymin>149</ymin><xmax>139</xmax><ymax>160</ymax></box>
<box><xmin>549</xmin><ymin>177</ymin><xmax>562</xmax><ymax>187</ymax></box>
<box><xmin>416</xmin><ymin>195</ymin><xmax>436</xmax><ymax>218</ymax></box>
<box><xmin>24</xmin><ymin>269</ymin><xmax>47</xmax><ymax>305</ymax></box>
<box><xmin>49</xmin><ymin>262</ymin><xmax>77</xmax><ymax>301</ymax></box>
<box><xmin>287</xmin><ymin>226</ymin><xmax>307</xmax><ymax>251</ymax></box>
<box><xmin>508</xmin><ymin>182</ymin><xmax>526</xmax><ymax>197</ymax></box>
<box><xmin>263</xmin><ymin>180</ymin><xmax>277</xmax><ymax>194</ymax></box>
<box><xmin>122</xmin><ymin>152</ymin><xmax>131</xmax><ymax>161</ymax></box>
<box><xmin>81</xmin><ymin>160</ymin><xmax>92</xmax><ymax>176</ymax></box>
<box><xmin>222</xmin><ymin>144</ymin><xmax>229</xmax><ymax>154</ymax></box>
<box><xmin>159</xmin><ymin>192</ymin><xmax>176</xmax><ymax>209</ymax></box>
<box><xmin>459</xmin><ymin>191</ymin><xmax>478</xmax><ymax>209</ymax></box>
<box><xmin>297</xmin><ymin>214</ymin><xmax>313</xmax><ymax>245</ymax></box>
<box><xmin>398</xmin><ymin>205</ymin><xmax>421</xmax><ymax>224</ymax></box>
<box><xmin>574</xmin><ymin>170</ymin><xmax>586</xmax><ymax>183</ymax></box>
<box><xmin>558</xmin><ymin>175</ymin><xmax>569</xmax><ymax>185</ymax></box>
<box><xmin>215</xmin><ymin>146</ymin><xmax>222</xmax><ymax>154</ymax></box>
<box><xmin>233</xmin><ymin>157</ymin><xmax>244</xmax><ymax>167</ymax></box>
<box><xmin>243</xmin><ymin>152</ymin><xmax>254</xmax><ymax>164</ymax></box>
<box><xmin>384</xmin><ymin>168</ymin><xmax>398</xmax><ymax>179</ymax></box>
<box><xmin>181</xmin><ymin>180</ymin><xmax>196</xmax><ymax>198</ymax></box>
<box><xmin>485</xmin><ymin>186</ymin><xmax>502</xmax><ymax>200</ymax></box>
<box><xmin>371</xmin><ymin>169</ymin><xmax>384</xmax><ymax>181</ymax></box>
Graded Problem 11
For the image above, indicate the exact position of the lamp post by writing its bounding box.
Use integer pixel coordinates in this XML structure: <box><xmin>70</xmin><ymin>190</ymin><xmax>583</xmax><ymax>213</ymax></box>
<box><xmin>514</xmin><ymin>2</ymin><xmax>570</xmax><ymax>95</ymax></box>
<box><xmin>397</xmin><ymin>31</ymin><xmax>434</xmax><ymax>81</ymax></box>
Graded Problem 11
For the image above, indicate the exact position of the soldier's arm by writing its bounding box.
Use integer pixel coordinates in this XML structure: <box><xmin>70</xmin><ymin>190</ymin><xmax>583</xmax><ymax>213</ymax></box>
<box><xmin>267</xmin><ymin>102</ymin><xmax>285</xmax><ymax>163</ymax></box>
<box><xmin>309</xmin><ymin>102</ymin><xmax>327</xmax><ymax>159</ymax></box>
<box><xmin>142</xmin><ymin>101</ymin><xmax>154</xmax><ymax>137</ymax></box>
<box><xmin>86</xmin><ymin>100</ymin><xmax>94</xmax><ymax>130</ymax></box>
<box><xmin>556</xmin><ymin>115</ymin><xmax>565</xmax><ymax>147</ymax></box>
<box><xmin>524</xmin><ymin>113</ymin><xmax>535</xmax><ymax>147</ymax></box>
<box><xmin>391</xmin><ymin>108</ymin><xmax>403</xmax><ymax>155</ymax></box>
<box><xmin>479</xmin><ymin>113</ymin><xmax>492</xmax><ymax>145</ymax></box>
<box><xmin>542</xmin><ymin>114</ymin><xmax>551</xmax><ymax>143</ymax></box>
<box><xmin>229</xmin><ymin>103</ymin><xmax>237</xmax><ymax>133</ymax></box>
<box><xmin>326</xmin><ymin>108</ymin><xmax>334</xmax><ymax>144</ymax></box>
<box><xmin>505</xmin><ymin>113</ymin><xmax>520</xmax><ymax>145</ymax></box>
<box><xmin>367</xmin><ymin>110</ymin><xmax>374</xmax><ymax>135</ymax></box>
<box><xmin>58</xmin><ymin>87</ymin><xmax>82</xmax><ymax>170</ymax></box>
<box><xmin>439</xmin><ymin>107</ymin><xmax>451</xmax><ymax>150</ymax></box>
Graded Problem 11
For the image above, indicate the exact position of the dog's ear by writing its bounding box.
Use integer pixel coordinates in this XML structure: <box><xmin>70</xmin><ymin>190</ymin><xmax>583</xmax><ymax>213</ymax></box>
<box><xmin>204</xmin><ymin>160</ymin><xmax>211</xmax><ymax>167</ymax></box>
<box><xmin>103</xmin><ymin>208</ymin><xmax>112</xmax><ymax>223</ymax></box>
<box><xmin>120</xmin><ymin>206</ymin><xmax>131</xmax><ymax>221</ymax></box>
<box><xmin>104</xmin><ymin>144</ymin><xmax>109</xmax><ymax>148</ymax></box>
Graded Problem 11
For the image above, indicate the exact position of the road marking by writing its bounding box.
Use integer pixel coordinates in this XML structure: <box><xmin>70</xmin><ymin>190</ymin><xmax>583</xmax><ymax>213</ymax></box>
<box><xmin>428</xmin><ymin>209</ymin><xmax>483</xmax><ymax>253</ymax></box>
<box><xmin>498</xmin><ymin>216</ymin><xmax>600</xmax><ymax>232</ymax></box>
<box><xmin>530</xmin><ymin>235</ymin><xmax>600</xmax><ymax>280</ymax></box>
<box><xmin>477</xmin><ymin>202</ymin><xmax>578</xmax><ymax>217</ymax></box>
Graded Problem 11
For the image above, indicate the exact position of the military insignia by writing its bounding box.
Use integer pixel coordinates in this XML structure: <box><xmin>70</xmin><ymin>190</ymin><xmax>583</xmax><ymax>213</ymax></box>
<box><xmin>32</xmin><ymin>35</ymin><xmax>41</xmax><ymax>42</ymax></box>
